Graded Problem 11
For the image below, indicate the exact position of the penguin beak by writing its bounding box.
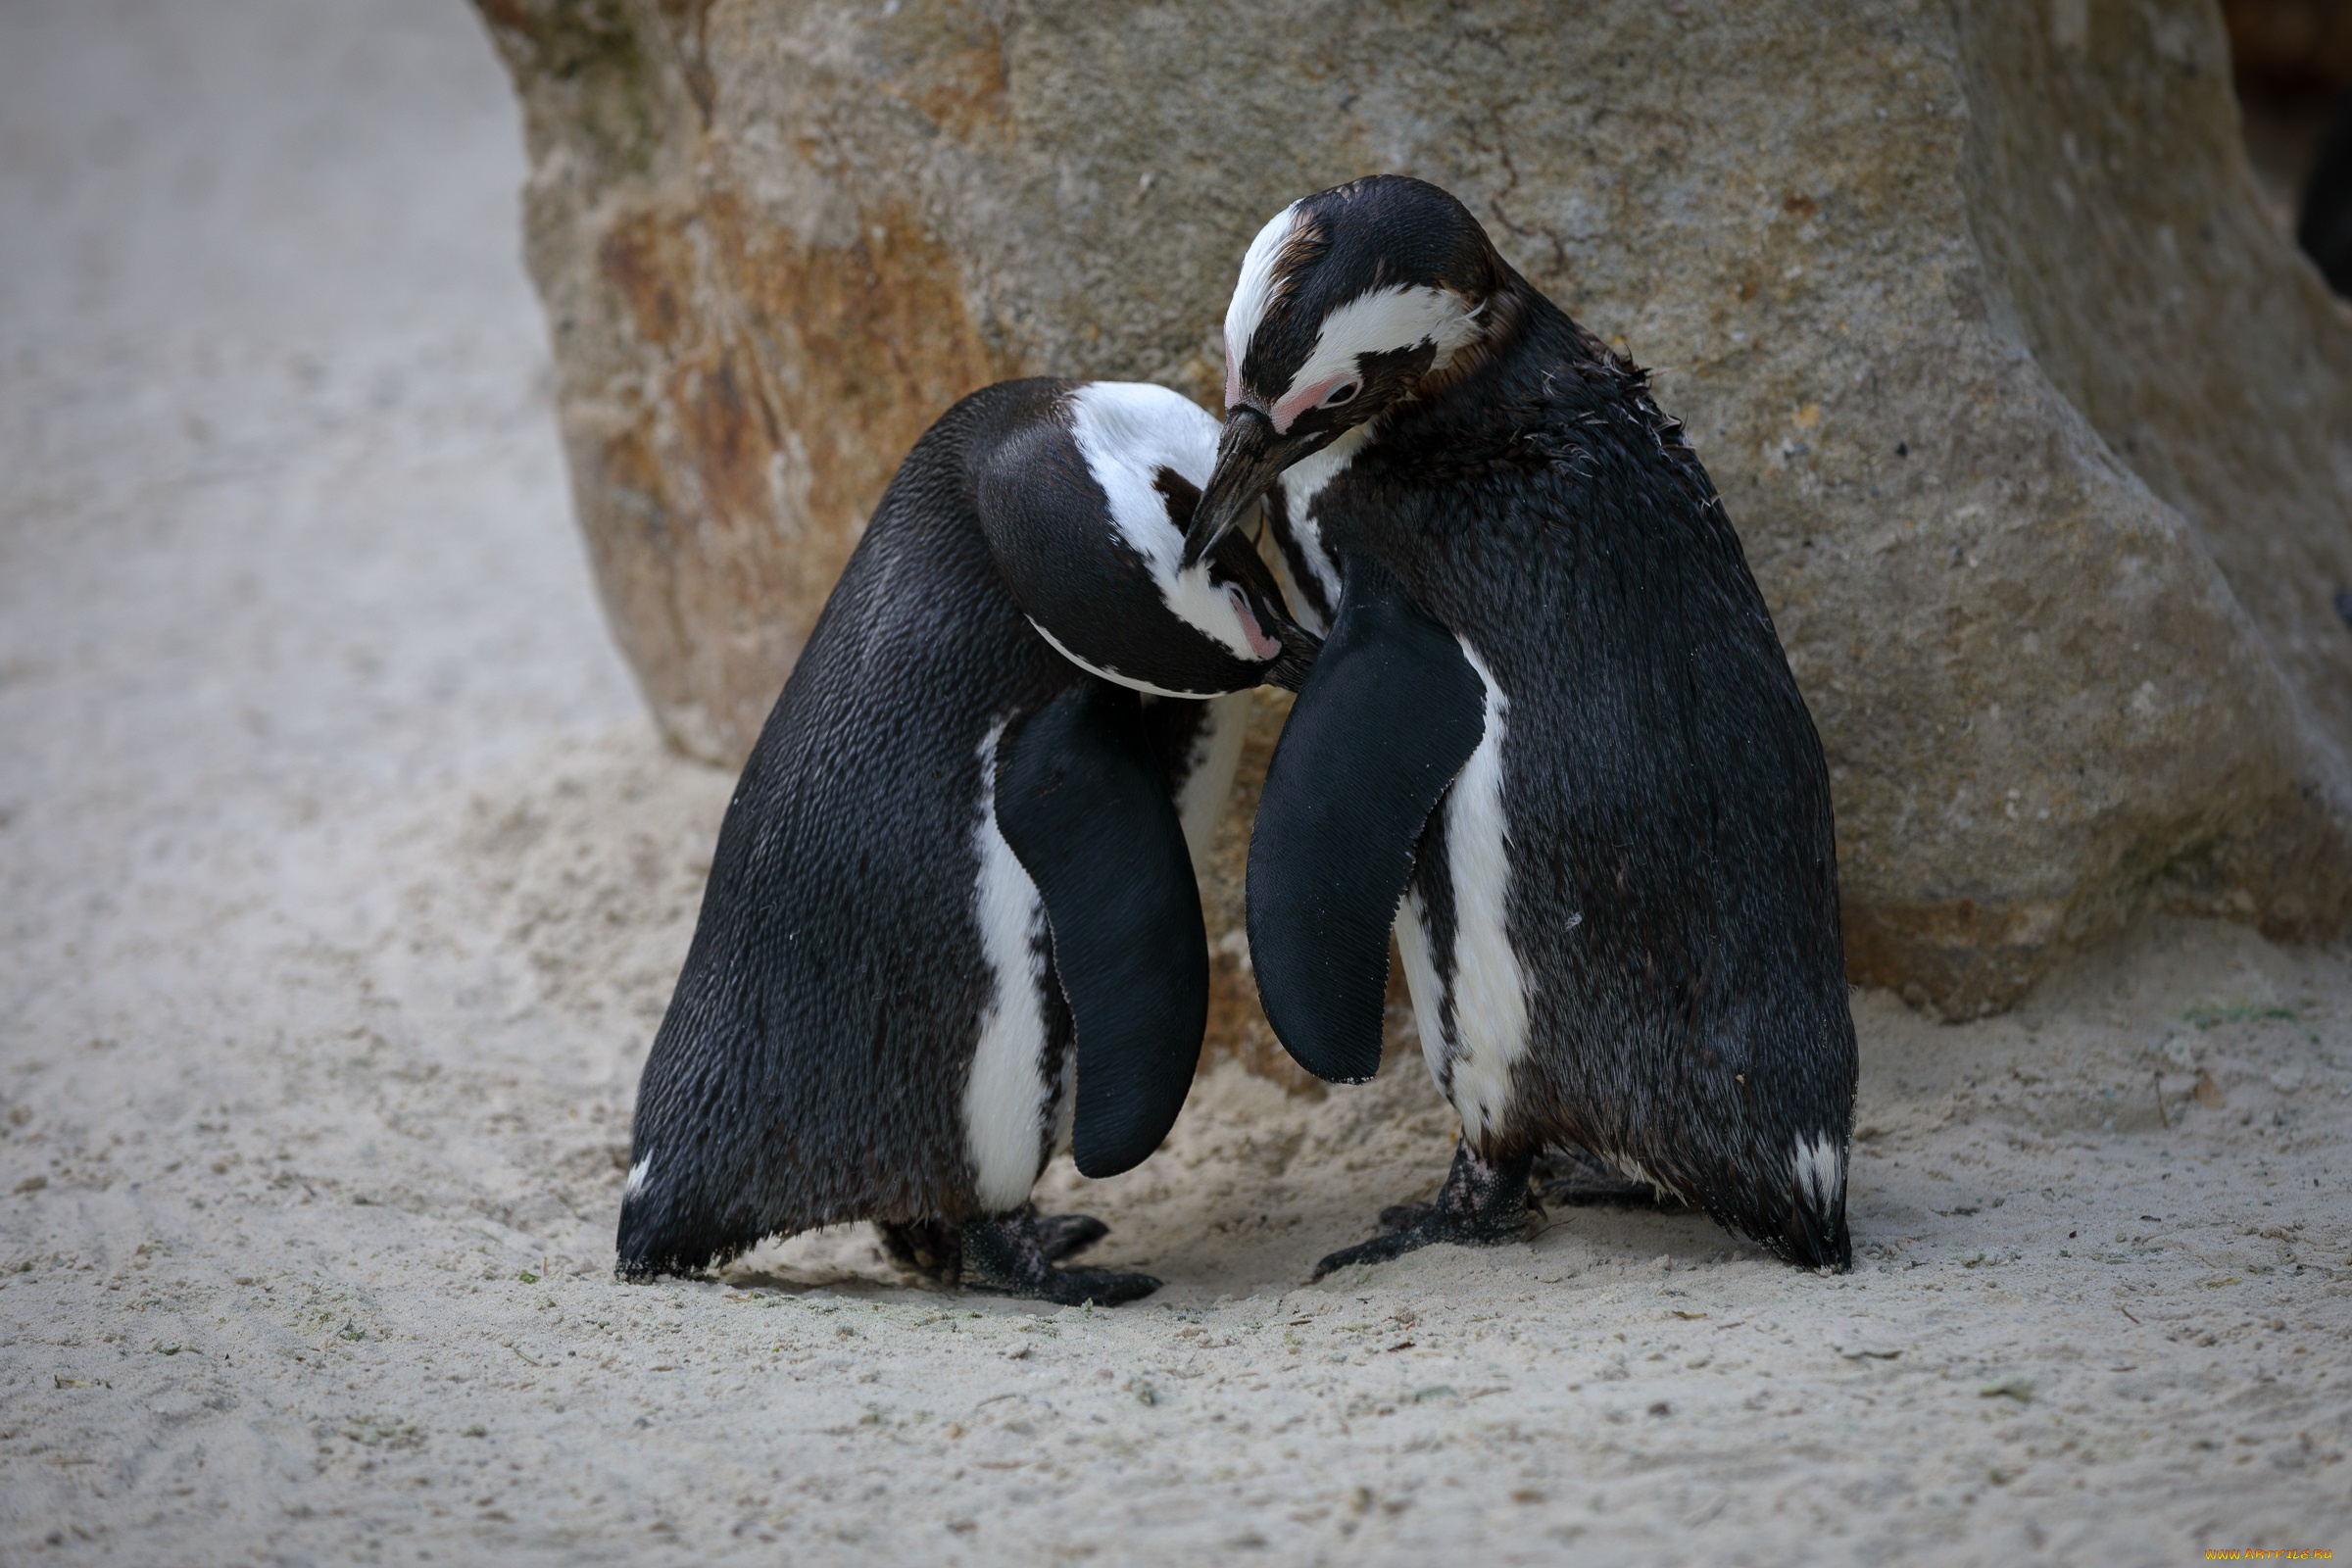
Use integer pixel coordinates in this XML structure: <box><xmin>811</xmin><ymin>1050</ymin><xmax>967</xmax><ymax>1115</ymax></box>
<box><xmin>1182</xmin><ymin>407</ymin><xmax>1303</xmax><ymax>570</ymax></box>
<box><xmin>1261</xmin><ymin>617</ymin><xmax>1322</xmax><ymax>693</ymax></box>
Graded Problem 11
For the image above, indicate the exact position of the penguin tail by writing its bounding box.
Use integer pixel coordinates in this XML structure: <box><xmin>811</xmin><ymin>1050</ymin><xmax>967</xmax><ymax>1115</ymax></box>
<box><xmin>1781</xmin><ymin>1130</ymin><xmax>1853</xmax><ymax>1272</ymax></box>
<box><xmin>612</xmin><ymin>1201</ymin><xmax>694</xmax><ymax>1284</ymax></box>
<box><xmin>612</xmin><ymin>1155</ymin><xmax>741</xmax><ymax>1284</ymax></box>
<box><xmin>1782</xmin><ymin>1195</ymin><xmax>1853</xmax><ymax>1272</ymax></box>
<box><xmin>613</xmin><ymin>1219</ymin><xmax>741</xmax><ymax>1284</ymax></box>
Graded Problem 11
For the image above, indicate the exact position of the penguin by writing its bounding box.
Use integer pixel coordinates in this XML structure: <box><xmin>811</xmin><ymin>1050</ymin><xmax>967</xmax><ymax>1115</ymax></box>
<box><xmin>1183</xmin><ymin>175</ymin><xmax>1856</xmax><ymax>1276</ymax></box>
<box><xmin>617</xmin><ymin>376</ymin><xmax>1317</xmax><ymax>1304</ymax></box>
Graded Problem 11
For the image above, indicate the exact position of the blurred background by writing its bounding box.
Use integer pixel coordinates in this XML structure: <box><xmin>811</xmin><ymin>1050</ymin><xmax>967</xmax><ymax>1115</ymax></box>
<box><xmin>2226</xmin><ymin>0</ymin><xmax>2352</xmax><ymax>264</ymax></box>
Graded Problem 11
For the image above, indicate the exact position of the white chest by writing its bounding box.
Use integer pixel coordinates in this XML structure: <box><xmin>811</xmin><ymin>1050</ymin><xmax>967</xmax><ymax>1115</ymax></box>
<box><xmin>1394</xmin><ymin>640</ymin><xmax>1531</xmax><ymax>1149</ymax></box>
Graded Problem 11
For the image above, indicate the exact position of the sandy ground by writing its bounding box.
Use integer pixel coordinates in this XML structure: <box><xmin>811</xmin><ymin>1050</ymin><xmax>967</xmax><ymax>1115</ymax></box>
<box><xmin>3</xmin><ymin>3</ymin><xmax>2349</xmax><ymax>1564</ymax></box>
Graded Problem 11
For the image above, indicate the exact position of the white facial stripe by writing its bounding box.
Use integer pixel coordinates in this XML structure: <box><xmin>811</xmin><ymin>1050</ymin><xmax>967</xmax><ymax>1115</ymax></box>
<box><xmin>1063</xmin><ymin>381</ymin><xmax>1272</xmax><ymax>667</ymax></box>
<box><xmin>1026</xmin><ymin>616</ymin><xmax>1223</xmax><ymax>700</ymax></box>
<box><xmin>965</xmin><ymin>722</ymin><xmax>1054</xmax><ymax>1213</ymax></box>
<box><xmin>1270</xmin><ymin>284</ymin><xmax>1481</xmax><ymax>432</ymax></box>
<box><xmin>1223</xmin><ymin>202</ymin><xmax>1302</xmax><ymax>408</ymax></box>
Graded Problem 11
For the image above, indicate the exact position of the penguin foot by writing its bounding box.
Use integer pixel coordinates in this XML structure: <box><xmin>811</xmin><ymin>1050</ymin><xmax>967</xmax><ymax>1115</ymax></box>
<box><xmin>876</xmin><ymin>1212</ymin><xmax>1124</xmax><ymax>1293</ymax></box>
<box><xmin>1377</xmin><ymin>1202</ymin><xmax>1432</xmax><ymax>1233</ymax></box>
<box><xmin>874</xmin><ymin>1217</ymin><xmax>963</xmax><ymax>1285</ymax></box>
<box><xmin>962</xmin><ymin>1211</ymin><xmax>1160</xmax><ymax>1306</ymax></box>
<box><xmin>1534</xmin><ymin>1145</ymin><xmax>1674</xmax><ymax>1209</ymax></box>
<box><xmin>1030</xmin><ymin>1211</ymin><xmax>1110</xmax><ymax>1262</ymax></box>
<box><xmin>1311</xmin><ymin>1139</ymin><xmax>1538</xmax><ymax>1282</ymax></box>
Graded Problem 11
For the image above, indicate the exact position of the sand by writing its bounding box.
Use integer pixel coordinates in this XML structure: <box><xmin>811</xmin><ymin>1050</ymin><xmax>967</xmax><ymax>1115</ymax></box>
<box><xmin>2</xmin><ymin>2</ymin><xmax>2347</xmax><ymax>1563</ymax></box>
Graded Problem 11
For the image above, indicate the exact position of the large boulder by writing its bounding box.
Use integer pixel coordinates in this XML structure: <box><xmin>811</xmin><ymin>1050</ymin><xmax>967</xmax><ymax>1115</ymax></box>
<box><xmin>477</xmin><ymin>0</ymin><xmax>2352</xmax><ymax>1021</ymax></box>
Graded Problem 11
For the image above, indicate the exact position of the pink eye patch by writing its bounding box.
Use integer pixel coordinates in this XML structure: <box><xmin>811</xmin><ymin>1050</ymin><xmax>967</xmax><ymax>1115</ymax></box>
<box><xmin>1272</xmin><ymin>375</ymin><xmax>1348</xmax><ymax>433</ymax></box>
<box><xmin>1224</xmin><ymin>584</ymin><xmax>1282</xmax><ymax>661</ymax></box>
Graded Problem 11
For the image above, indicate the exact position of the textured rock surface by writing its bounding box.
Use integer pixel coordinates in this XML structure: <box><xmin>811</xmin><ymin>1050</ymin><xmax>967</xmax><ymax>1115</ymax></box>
<box><xmin>478</xmin><ymin>0</ymin><xmax>2352</xmax><ymax>1018</ymax></box>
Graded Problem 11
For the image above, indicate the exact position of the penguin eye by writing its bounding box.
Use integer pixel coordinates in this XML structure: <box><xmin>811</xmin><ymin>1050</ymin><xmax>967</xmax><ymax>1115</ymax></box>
<box><xmin>1321</xmin><ymin>382</ymin><xmax>1360</xmax><ymax>408</ymax></box>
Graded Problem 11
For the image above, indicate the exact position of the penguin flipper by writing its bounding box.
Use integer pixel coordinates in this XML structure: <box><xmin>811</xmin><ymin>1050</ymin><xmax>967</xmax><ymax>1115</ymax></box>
<box><xmin>1248</xmin><ymin>552</ymin><xmax>1486</xmax><ymax>1083</ymax></box>
<box><xmin>996</xmin><ymin>678</ymin><xmax>1208</xmax><ymax>1179</ymax></box>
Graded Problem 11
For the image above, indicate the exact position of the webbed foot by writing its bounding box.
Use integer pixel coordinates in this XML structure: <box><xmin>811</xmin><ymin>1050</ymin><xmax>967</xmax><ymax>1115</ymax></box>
<box><xmin>876</xmin><ymin>1211</ymin><xmax>1146</xmax><ymax>1301</ymax></box>
<box><xmin>1311</xmin><ymin>1140</ymin><xmax>1538</xmax><ymax>1281</ymax></box>
<box><xmin>874</xmin><ymin>1217</ymin><xmax>960</xmax><ymax>1284</ymax></box>
<box><xmin>963</xmin><ymin>1209</ymin><xmax>1159</xmax><ymax>1305</ymax></box>
<box><xmin>1029</xmin><ymin>1211</ymin><xmax>1109</xmax><ymax>1262</ymax></box>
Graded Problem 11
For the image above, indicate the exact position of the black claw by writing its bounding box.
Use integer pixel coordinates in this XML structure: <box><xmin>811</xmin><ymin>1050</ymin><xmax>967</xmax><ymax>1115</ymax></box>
<box><xmin>1312</xmin><ymin>1227</ymin><xmax>1431</xmax><ymax>1280</ymax></box>
<box><xmin>1030</xmin><ymin>1212</ymin><xmax>1110</xmax><ymax>1263</ymax></box>
<box><xmin>1310</xmin><ymin>1139</ymin><xmax>1538</xmax><ymax>1281</ymax></box>
<box><xmin>988</xmin><ymin>1265</ymin><xmax>1162</xmax><ymax>1307</ymax></box>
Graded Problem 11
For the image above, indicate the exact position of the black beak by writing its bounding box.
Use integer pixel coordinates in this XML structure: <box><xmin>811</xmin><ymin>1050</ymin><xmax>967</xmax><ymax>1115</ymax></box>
<box><xmin>1262</xmin><ymin>622</ymin><xmax>1322</xmax><ymax>693</ymax></box>
<box><xmin>1181</xmin><ymin>407</ymin><xmax>1301</xmax><ymax>569</ymax></box>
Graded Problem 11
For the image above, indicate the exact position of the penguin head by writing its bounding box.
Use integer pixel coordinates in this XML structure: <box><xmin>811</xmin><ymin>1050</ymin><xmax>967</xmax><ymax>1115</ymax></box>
<box><xmin>981</xmin><ymin>380</ymin><xmax>1319</xmax><ymax>696</ymax></box>
<box><xmin>1183</xmin><ymin>175</ymin><xmax>1507</xmax><ymax>566</ymax></box>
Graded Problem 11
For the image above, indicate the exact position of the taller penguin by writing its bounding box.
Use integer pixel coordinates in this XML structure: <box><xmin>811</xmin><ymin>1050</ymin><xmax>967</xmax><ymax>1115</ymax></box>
<box><xmin>1185</xmin><ymin>176</ymin><xmax>1856</xmax><ymax>1274</ymax></box>
<box><xmin>618</xmin><ymin>378</ymin><xmax>1315</xmax><ymax>1304</ymax></box>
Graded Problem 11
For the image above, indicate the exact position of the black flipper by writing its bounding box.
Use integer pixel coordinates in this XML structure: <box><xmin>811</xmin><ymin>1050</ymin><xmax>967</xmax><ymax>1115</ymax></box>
<box><xmin>1246</xmin><ymin>552</ymin><xmax>1486</xmax><ymax>1083</ymax></box>
<box><xmin>997</xmin><ymin>678</ymin><xmax>1208</xmax><ymax>1178</ymax></box>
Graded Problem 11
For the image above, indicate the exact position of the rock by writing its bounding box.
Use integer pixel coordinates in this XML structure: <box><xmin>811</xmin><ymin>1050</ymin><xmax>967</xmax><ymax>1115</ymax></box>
<box><xmin>476</xmin><ymin>0</ymin><xmax>2352</xmax><ymax>1022</ymax></box>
